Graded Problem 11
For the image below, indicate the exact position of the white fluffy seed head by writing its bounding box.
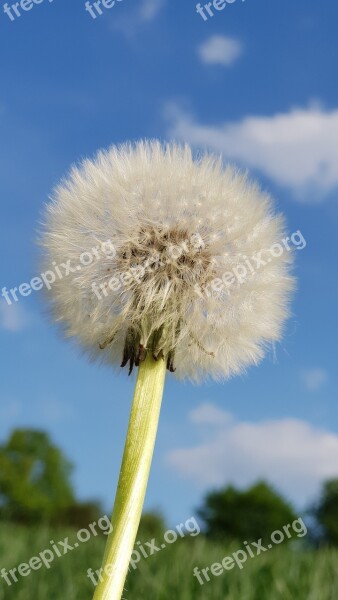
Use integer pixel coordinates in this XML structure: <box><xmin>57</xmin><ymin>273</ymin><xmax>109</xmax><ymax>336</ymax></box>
<box><xmin>40</xmin><ymin>140</ymin><xmax>294</xmax><ymax>382</ymax></box>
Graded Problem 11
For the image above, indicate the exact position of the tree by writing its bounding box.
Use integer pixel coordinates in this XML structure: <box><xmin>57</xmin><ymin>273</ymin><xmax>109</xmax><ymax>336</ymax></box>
<box><xmin>311</xmin><ymin>479</ymin><xmax>338</xmax><ymax>545</ymax></box>
<box><xmin>137</xmin><ymin>511</ymin><xmax>166</xmax><ymax>541</ymax></box>
<box><xmin>0</xmin><ymin>429</ymin><xmax>74</xmax><ymax>523</ymax></box>
<box><xmin>61</xmin><ymin>501</ymin><xmax>103</xmax><ymax>529</ymax></box>
<box><xmin>198</xmin><ymin>481</ymin><xmax>297</xmax><ymax>542</ymax></box>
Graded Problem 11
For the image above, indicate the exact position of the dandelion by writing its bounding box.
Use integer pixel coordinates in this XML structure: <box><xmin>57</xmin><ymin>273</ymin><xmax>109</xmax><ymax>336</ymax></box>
<box><xmin>40</xmin><ymin>141</ymin><xmax>294</xmax><ymax>599</ymax></box>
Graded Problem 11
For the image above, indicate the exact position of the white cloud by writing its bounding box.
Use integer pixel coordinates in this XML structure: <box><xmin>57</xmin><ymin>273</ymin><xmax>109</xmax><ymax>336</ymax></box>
<box><xmin>139</xmin><ymin>0</ymin><xmax>166</xmax><ymax>21</ymax></box>
<box><xmin>111</xmin><ymin>0</ymin><xmax>166</xmax><ymax>37</ymax></box>
<box><xmin>198</xmin><ymin>35</ymin><xmax>243</xmax><ymax>66</ymax></box>
<box><xmin>166</xmin><ymin>404</ymin><xmax>338</xmax><ymax>506</ymax></box>
<box><xmin>0</xmin><ymin>301</ymin><xmax>30</xmax><ymax>332</ymax></box>
<box><xmin>166</xmin><ymin>103</ymin><xmax>338</xmax><ymax>200</ymax></box>
<box><xmin>301</xmin><ymin>368</ymin><xmax>329</xmax><ymax>392</ymax></box>
<box><xmin>190</xmin><ymin>402</ymin><xmax>233</xmax><ymax>426</ymax></box>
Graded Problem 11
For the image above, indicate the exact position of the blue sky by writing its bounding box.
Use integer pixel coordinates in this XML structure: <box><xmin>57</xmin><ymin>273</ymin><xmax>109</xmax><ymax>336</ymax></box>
<box><xmin>0</xmin><ymin>0</ymin><xmax>337</xmax><ymax>526</ymax></box>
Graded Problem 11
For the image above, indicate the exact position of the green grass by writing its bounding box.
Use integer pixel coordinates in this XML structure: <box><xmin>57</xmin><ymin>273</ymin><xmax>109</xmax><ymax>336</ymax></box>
<box><xmin>1</xmin><ymin>523</ymin><xmax>338</xmax><ymax>599</ymax></box>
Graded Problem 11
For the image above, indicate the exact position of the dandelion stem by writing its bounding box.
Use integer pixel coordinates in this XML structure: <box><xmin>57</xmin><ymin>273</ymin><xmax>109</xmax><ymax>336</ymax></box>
<box><xmin>92</xmin><ymin>351</ymin><xmax>166</xmax><ymax>600</ymax></box>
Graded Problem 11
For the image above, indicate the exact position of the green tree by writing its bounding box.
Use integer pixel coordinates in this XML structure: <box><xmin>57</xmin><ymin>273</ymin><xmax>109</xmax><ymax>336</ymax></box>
<box><xmin>198</xmin><ymin>481</ymin><xmax>297</xmax><ymax>542</ymax></box>
<box><xmin>312</xmin><ymin>479</ymin><xmax>338</xmax><ymax>545</ymax></box>
<box><xmin>0</xmin><ymin>429</ymin><xmax>74</xmax><ymax>523</ymax></box>
<box><xmin>137</xmin><ymin>511</ymin><xmax>166</xmax><ymax>541</ymax></box>
<box><xmin>61</xmin><ymin>501</ymin><xmax>103</xmax><ymax>529</ymax></box>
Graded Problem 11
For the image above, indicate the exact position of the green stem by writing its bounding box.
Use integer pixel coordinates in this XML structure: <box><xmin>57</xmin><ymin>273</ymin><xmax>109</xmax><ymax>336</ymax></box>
<box><xmin>92</xmin><ymin>352</ymin><xmax>166</xmax><ymax>600</ymax></box>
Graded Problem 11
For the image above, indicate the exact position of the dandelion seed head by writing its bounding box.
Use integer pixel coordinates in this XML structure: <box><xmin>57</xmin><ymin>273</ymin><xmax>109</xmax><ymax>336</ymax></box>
<box><xmin>41</xmin><ymin>141</ymin><xmax>294</xmax><ymax>382</ymax></box>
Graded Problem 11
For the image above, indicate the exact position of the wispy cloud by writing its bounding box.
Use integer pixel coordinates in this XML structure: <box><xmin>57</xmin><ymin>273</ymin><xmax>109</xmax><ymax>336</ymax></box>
<box><xmin>197</xmin><ymin>35</ymin><xmax>243</xmax><ymax>67</ymax></box>
<box><xmin>166</xmin><ymin>103</ymin><xmax>338</xmax><ymax>201</ymax></box>
<box><xmin>166</xmin><ymin>404</ymin><xmax>338</xmax><ymax>505</ymax></box>
<box><xmin>0</xmin><ymin>302</ymin><xmax>30</xmax><ymax>332</ymax></box>
<box><xmin>190</xmin><ymin>402</ymin><xmax>233</xmax><ymax>426</ymax></box>
<box><xmin>111</xmin><ymin>0</ymin><xmax>166</xmax><ymax>38</ymax></box>
<box><xmin>139</xmin><ymin>0</ymin><xmax>166</xmax><ymax>22</ymax></box>
<box><xmin>301</xmin><ymin>368</ymin><xmax>329</xmax><ymax>392</ymax></box>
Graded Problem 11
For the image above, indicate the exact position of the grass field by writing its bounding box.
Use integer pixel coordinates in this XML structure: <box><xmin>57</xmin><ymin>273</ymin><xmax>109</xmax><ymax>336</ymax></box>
<box><xmin>1</xmin><ymin>523</ymin><xmax>338</xmax><ymax>599</ymax></box>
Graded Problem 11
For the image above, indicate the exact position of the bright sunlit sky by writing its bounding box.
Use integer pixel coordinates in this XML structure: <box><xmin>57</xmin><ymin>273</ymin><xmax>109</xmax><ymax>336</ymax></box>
<box><xmin>0</xmin><ymin>0</ymin><xmax>337</xmax><ymax>525</ymax></box>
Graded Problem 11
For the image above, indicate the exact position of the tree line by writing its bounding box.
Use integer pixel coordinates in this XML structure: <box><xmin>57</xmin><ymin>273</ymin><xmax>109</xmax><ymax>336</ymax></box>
<box><xmin>0</xmin><ymin>428</ymin><xmax>337</xmax><ymax>546</ymax></box>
